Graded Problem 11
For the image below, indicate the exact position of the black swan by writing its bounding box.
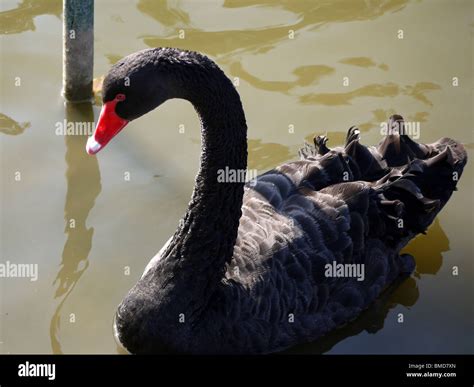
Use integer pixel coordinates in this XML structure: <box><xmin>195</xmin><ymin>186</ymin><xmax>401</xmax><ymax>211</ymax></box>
<box><xmin>86</xmin><ymin>48</ymin><xmax>467</xmax><ymax>354</ymax></box>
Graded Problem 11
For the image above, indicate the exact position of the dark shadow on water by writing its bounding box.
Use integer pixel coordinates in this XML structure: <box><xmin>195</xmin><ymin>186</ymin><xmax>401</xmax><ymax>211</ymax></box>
<box><xmin>50</xmin><ymin>102</ymin><xmax>101</xmax><ymax>354</ymax></box>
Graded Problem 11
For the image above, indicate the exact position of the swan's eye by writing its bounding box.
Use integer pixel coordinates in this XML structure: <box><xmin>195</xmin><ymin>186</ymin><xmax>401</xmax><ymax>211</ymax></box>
<box><xmin>115</xmin><ymin>93</ymin><xmax>126</xmax><ymax>101</ymax></box>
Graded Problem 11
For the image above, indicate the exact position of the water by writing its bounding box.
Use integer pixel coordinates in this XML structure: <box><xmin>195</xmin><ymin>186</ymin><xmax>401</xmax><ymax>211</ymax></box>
<box><xmin>0</xmin><ymin>0</ymin><xmax>472</xmax><ymax>354</ymax></box>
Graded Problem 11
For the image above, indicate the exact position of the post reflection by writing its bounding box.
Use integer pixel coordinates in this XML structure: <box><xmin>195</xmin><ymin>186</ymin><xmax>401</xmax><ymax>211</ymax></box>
<box><xmin>50</xmin><ymin>102</ymin><xmax>101</xmax><ymax>354</ymax></box>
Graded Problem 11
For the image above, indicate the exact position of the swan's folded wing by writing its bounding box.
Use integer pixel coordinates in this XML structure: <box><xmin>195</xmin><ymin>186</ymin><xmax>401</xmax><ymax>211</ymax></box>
<box><xmin>213</xmin><ymin>120</ymin><xmax>467</xmax><ymax>353</ymax></box>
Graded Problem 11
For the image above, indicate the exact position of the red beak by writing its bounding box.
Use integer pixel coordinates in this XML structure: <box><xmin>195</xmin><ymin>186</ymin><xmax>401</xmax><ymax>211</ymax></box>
<box><xmin>86</xmin><ymin>99</ymin><xmax>129</xmax><ymax>155</ymax></box>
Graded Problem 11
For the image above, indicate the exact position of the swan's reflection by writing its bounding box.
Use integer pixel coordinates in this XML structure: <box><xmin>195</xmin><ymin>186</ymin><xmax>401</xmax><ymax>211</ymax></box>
<box><xmin>403</xmin><ymin>218</ymin><xmax>447</xmax><ymax>277</ymax></box>
<box><xmin>50</xmin><ymin>102</ymin><xmax>101</xmax><ymax>354</ymax></box>
<box><xmin>284</xmin><ymin>218</ymin><xmax>448</xmax><ymax>353</ymax></box>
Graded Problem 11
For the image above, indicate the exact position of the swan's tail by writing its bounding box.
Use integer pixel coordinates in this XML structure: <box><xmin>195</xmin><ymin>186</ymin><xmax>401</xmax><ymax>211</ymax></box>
<box><xmin>373</xmin><ymin>135</ymin><xmax>466</xmax><ymax>238</ymax></box>
<box><xmin>300</xmin><ymin>114</ymin><xmax>467</xmax><ymax>240</ymax></box>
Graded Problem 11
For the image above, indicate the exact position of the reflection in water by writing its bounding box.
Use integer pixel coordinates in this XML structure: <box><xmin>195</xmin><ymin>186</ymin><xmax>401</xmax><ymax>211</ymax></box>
<box><xmin>105</xmin><ymin>54</ymin><xmax>122</xmax><ymax>65</ymax></box>
<box><xmin>339</xmin><ymin>56</ymin><xmax>388</xmax><ymax>70</ymax></box>
<box><xmin>403</xmin><ymin>82</ymin><xmax>441</xmax><ymax>106</ymax></box>
<box><xmin>410</xmin><ymin>111</ymin><xmax>429</xmax><ymax>123</ymax></box>
<box><xmin>0</xmin><ymin>112</ymin><xmax>30</xmax><ymax>135</ymax></box>
<box><xmin>248</xmin><ymin>139</ymin><xmax>293</xmax><ymax>171</ymax></box>
<box><xmin>139</xmin><ymin>0</ymin><xmax>409</xmax><ymax>58</ymax></box>
<box><xmin>340</xmin><ymin>56</ymin><xmax>376</xmax><ymax>67</ymax></box>
<box><xmin>301</xmin><ymin>83</ymin><xmax>400</xmax><ymax>105</ymax></box>
<box><xmin>300</xmin><ymin>82</ymin><xmax>440</xmax><ymax>106</ymax></box>
<box><xmin>229</xmin><ymin>62</ymin><xmax>334</xmax><ymax>94</ymax></box>
<box><xmin>137</xmin><ymin>0</ymin><xmax>190</xmax><ymax>27</ymax></box>
<box><xmin>358</xmin><ymin>108</ymin><xmax>398</xmax><ymax>132</ymax></box>
<box><xmin>191</xmin><ymin>137</ymin><xmax>294</xmax><ymax>172</ymax></box>
<box><xmin>92</xmin><ymin>76</ymin><xmax>105</xmax><ymax>106</ymax></box>
<box><xmin>50</xmin><ymin>102</ymin><xmax>101</xmax><ymax>354</ymax></box>
<box><xmin>286</xmin><ymin>218</ymin><xmax>449</xmax><ymax>353</ymax></box>
<box><xmin>402</xmin><ymin>219</ymin><xmax>448</xmax><ymax>276</ymax></box>
<box><xmin>0</xmin><ymin>0</ymin><xmax>62</xmax><ymax>35</ymax></box>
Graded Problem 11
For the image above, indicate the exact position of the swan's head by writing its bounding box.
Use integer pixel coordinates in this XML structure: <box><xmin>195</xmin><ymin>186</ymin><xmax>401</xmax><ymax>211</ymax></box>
<box><xmin>87</xmin><ymin>47</ymin><xmax>213</xmax><ymax>155</ymax></box>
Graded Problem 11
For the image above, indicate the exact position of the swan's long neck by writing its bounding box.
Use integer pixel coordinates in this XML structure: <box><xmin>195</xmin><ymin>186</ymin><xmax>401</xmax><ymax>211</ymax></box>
<box><xmin>114</xmin><ymin>52</ymin><xmax>249</xmax><ymax>353</ymax></box>
<box><xmin>154</xmin><ymin>66</ymin><xmax>247</xmax><ymax>313</ymax></box>
<box><xmin>172</xmin><ymin>90</ymin><xmax>248</xmax><ymax>265</ymax></box>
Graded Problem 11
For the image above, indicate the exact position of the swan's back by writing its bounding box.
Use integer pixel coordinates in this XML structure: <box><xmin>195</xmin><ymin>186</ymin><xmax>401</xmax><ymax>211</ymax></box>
<box><xmin>200</xmin><ymin>119</ymin><xmax>467</xmax><ymax>353</ymax></box>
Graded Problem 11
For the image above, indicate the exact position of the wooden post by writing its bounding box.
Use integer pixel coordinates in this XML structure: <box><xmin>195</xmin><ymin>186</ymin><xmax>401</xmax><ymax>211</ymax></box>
<box><xmin>63</xmin><ymin>0</ymin><xmax>94</xmax><ymax>102</ymax></box>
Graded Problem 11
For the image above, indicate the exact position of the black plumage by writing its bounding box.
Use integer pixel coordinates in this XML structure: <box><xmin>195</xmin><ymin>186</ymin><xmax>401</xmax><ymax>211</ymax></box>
<box><xmin>95</xmin><ymin>48</ymin><xmax>468</xmax><ymax>354</ymax></box>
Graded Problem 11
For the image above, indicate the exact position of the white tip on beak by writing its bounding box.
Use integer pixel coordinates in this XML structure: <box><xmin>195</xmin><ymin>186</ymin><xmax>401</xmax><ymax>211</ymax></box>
<box><xmin>86</xmin><ymin>136</ymin><xmax>102</xmax><ymax>155</ymax></box>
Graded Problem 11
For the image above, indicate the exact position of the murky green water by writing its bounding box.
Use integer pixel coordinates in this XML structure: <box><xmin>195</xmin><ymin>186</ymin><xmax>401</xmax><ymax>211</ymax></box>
<box><xmin>0</xmin><ymin>0</ymin><xmax>472</xmax><ymax>354</ymax></box>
